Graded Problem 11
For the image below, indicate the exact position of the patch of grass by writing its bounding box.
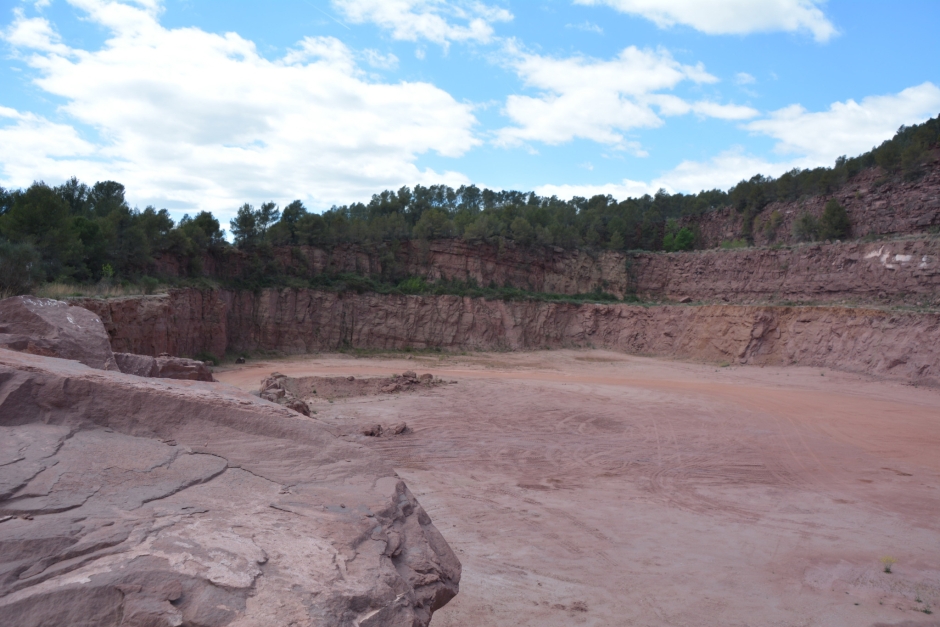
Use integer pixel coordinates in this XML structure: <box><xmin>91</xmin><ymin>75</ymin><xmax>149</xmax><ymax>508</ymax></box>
<box><xmin>207</xmin><ymin>270</ymin><xmax>635</xmax><ymax>306</ymax></box>
<box><xmin>34</xmin><ymin>280</ymin><xmax>170</xmax><ymax>300</ymax></box>
<box><xmin>720</xmin><ymin>238</ymin><xmax>749</xmax><ymax>250</ymax></box>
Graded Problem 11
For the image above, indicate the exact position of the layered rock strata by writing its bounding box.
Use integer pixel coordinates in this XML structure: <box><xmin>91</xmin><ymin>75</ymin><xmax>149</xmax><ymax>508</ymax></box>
<box><xmin>0</xmin><ymin>348</ymin><xmax>460</xmax><ymax>626</ymax></box>
<box><xmin>81</xmin><ymin>288</ymin><xmax>940</xmax><ymax>387</ymax></box>
<box><xmin>152</xmin><ymin>236</ymin><xmax>940</xmax><ymax>304</ymax></box>
<box><xmin>680</xmin><ymin>158</ymin><xmax>940</xmax><ymax>248</ymax></box>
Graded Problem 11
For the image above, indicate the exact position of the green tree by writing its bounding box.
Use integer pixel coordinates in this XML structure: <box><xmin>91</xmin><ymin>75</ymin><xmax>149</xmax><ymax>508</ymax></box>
<box><xmin>674</xmin><ymin>227</ymin><xmax>695</xmax><ymax>251</ymax></box>
<box><xmin>413</xmin><ymin>208</ymin><xmax>454</xmax><ymax>240</ymax></box>
<box><xmin>793</xmin><ymin>212</ymin><xmax>819</xmax><ymax>242</ymax></box>
<box><xmin>510</xmin><ymin>216</ymin><xmax>535</xmax><ymax>245</ymax></box>
<box><xmin>230</xmin><ymin>204</ymin><xmax>259</xmax><ymax>248</ymax></box>
<box><xmin>0</xmin><ymin>182</ymin><xmax>82</xmax><ymax>280</ymax></box>
<box><xmin>818</xmin><ymin>199</ymin><xmax>850</xmax><ymax>240</ymax></box>
<box><xmin>0</xmin><ymin>240</ymin><xmax>43</xmax><ymax>295</ymax></box>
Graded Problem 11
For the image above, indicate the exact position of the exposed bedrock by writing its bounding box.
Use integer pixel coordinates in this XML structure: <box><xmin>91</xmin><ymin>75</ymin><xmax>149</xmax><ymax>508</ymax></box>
<box><xmin>0</xmin><ymin>295</ymin><xmax>120</xmax><ymax>371</ymax></box>
<box><xmin>153</xmin><ymin>237</ymin><xmax>940</xmax><ymax>304</ymax></box>
<box><xmin>0</xmin><ymin>295</ymin><xmax>213</xmax><ymax>382</ymax></box>
<box><xmin>0</xmin><ymin>348</ymin><xmax>460</xmax><ymax>626</ymax></box>
<box><xmin>82</xmin><ymin>288</ymin><xmax>940</xmax><ymax>387</ymax></box>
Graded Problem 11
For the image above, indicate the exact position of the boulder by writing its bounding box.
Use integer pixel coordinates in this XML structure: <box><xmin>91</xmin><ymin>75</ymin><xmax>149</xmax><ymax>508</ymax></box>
<box><xmin>0</xmin><ymin>348</ymin><xmax>460</xmax><ymax>626</ymax></box>
<box><xmin>112</xmin><ymin>351</ymin><xmax>158</xmax><ymax>376</ymax></box>
<box><xmin>0</xmin><ymin>296</ymin><xmax>119</xmax><ymax>371</ymax></box>
<box><xmin>283</xmin><ymin>398</ymin><xmax>310</xmax><ymax>417</ymax></box>
<box><xmin>114</xmin><ymin>352</ymin><xmax>216</xmax><ymax>382</ymax></box>
<box><xmin>153</xmin><ymin>355</ymin><xmax>215</xmax><ymax>381</ymax></box>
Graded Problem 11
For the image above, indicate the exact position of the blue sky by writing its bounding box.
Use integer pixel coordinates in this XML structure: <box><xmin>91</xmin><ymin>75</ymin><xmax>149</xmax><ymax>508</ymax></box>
<box><xmin>1</xmin><ymin>0</ymin><xmax>939</xmax><ymax>222</ymax></box>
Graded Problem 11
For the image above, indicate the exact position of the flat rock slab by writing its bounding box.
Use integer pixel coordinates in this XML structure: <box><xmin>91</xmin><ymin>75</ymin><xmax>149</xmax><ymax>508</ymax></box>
<box><xmin>0</xmin><ymin>349</ymin><xmax>459</xmax><ymax>627</ymax></box>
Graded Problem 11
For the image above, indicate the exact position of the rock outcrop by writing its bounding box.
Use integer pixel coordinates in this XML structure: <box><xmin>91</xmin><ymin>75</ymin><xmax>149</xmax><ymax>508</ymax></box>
<box><xmin>0</xmin><ymin>295</ymin><xmax>119</xmax><ymax>371</ymax></box>
<box><xmin>79</xmin><ymin>287</ymin><xmax>940</xmax><ymax>387</ymax></box>
<box><xmin>0</xmin><ymin>295</ymin><xmax>217</xmax><ymax>382</ymax></box>
<box><xmin>145</xmin><ymin>235</ymin><xmax>940</xmax><ymax>304</ymax></box>
<box><xmin>679</xmin><ymin>158</ymin><xmax>940</xmax><ymax>248</ymax></box>
<box><xmin>0</xmin><ymin>347</ymin><xmax>460</xmax><ymax>626</ymax></box>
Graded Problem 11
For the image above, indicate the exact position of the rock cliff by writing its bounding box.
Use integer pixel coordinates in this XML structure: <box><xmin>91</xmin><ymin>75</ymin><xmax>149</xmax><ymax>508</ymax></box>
<box><xmin>80</xmin><ymin>288</ymin><xmax>940</xmax><ymax>387</ymax></box>
<box><xmin>680</xmin><ymin>158</ymin><xmax>940</xmax><ymax>248</ymax></box>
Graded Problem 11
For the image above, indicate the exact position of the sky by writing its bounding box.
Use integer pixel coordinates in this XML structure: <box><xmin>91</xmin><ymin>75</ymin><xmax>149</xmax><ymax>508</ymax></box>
<box><xmin>1</xmin><ymin>0</ymin><xmax>939</xmax><ymax>223</ymax></box>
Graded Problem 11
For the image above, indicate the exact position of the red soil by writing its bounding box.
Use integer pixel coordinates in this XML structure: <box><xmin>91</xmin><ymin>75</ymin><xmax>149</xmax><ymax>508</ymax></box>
<box><xmin>217</xmin><ymin>350</ymin><xmax>940</xmax><ymax>627</ymax></box>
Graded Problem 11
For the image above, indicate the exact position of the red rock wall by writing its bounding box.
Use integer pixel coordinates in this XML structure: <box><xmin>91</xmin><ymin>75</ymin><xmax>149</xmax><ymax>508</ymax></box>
<box><xmin>630</xmin><ymin>238</ymin><xmax>940</xmax><ymax>305</ymax></box>
<box><xmin>152</xmin><ymin>236</ymin><xmax>940</xmax><ymax>305</ymax></box>
<box><xmin>78</xmin><ymin>288</ymin><xmax>940</xmax><ymax>387</ymax></box>
<box><xmin>679</xmin><ymin>159</ymin><xmax>940</xmax><ymax>247</ymax></box>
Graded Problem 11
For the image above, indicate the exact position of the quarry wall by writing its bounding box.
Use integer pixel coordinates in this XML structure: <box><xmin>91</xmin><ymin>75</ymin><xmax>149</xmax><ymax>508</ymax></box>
<box><xmin>79</xmin><ymin>288</ymin><xmax>940</xmax><ymax>387</ymax></box>
<box><xmin>156</xmin><ymin>236</ymin><xmax>940</xmax><ymax>304</ymax></box>
<box><xmin>679</xmin><ymin>160</ymin><xmax>940</xmax><ymax>248</ymax></box>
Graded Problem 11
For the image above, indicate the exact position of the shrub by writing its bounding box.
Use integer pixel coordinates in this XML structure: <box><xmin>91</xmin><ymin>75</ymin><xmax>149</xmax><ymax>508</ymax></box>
<box><xmin>818</xmin><ymin>199</ymin><xmax>850</xmax><ymax>240</ymax></box>
<box><xmin>793</xmin><ymin>213</ymin><xmax>819</xmax><ymax>242</ymax></box>
<box><xmin>0</xmin><ymin>240</ymin><xmax>43</xmax><ymax>296</ymax></box>
<box><xmin>141</xmin><ymin>276</ymin><xmax>160</xmax><ymax>295</ymax></box>
<box><xmin>880</xmin><ymin>556</ymin><xmax>896</xmax><ymax>573</ymax></box>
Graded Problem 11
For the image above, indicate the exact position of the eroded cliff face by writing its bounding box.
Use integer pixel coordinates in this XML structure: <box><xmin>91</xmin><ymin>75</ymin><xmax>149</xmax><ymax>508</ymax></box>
<box><xmin>153</xmin><ymin>236</ymin><xmax>940</xmax><ymax>304</ymax></box>
<box><xmin>80</xmin><ymin>288</ymin><xmax>940</xmax><ymax>387</ymax></box>
<box><xmin>629</xmin><ymin>238</ymin><xmax>940</xmax><ymax>305</ymax></box>
<box><xmin>680</xmin><ymin>159</ymin><xmax>940</xmax><ymax>248</ymax></box>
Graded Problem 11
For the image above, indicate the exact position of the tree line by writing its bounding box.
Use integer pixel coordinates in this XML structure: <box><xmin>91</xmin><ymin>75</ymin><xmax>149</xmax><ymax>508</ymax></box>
<box><xmin>0</xmin><ymin>115</ymin><xmax>937</xmax><ymax>295</ymax></box>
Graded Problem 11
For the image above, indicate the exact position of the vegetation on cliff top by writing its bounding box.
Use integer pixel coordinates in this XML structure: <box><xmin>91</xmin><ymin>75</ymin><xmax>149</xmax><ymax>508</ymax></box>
<box><xmin>0</xmin><ymin>115</ymin><xmax>938</xmax><ymax>296</ymax></box>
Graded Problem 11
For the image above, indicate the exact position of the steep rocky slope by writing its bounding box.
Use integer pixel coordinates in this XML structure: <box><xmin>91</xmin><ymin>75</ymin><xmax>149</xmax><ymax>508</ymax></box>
<box><xmin>680</xmin><ymin>158</ymin><xmax>940</xmax><ymax>248</ymax></box>
<box><xmin>80</xmin><ymin>288</ymin><xmax>940</xmax><ymax>387</ymax></box>
<box><xmin>0</xmin><ymin>347</ymin><xmax>459</xmax><ymax>626</ymax></box>
<box><xmin>143</xmin><ymin>236</ymin><xmax>940</xmax><ymax>304</ymax></box>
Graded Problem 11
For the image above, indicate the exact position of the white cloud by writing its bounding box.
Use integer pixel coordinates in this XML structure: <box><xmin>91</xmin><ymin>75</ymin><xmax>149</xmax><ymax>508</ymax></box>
<box><xmin>495</xmin><ymin>43</ymin><xmax>756</xmax><ymax>149</ymax></box>
<box><xmin>0</xmin><ymin>0</ymin><xmax>479</xmax><ymax>218</ymax></box>
<box><xmin>536</xmin><ymin>147</ymin><xmax>787</xmax><ymax>201</ymax></box>
<box><xmin>536</xmin><ymin>179</ymin><xmax>659</xmax><ymax>200</ymax></box>
<box><xmin>3</xmin><ymin>8</ymin><xmax>70</xmax><ymax>54</ymax></box>
<box><xmin>565</xmin><ymin>21</ymin><xmax>603</xmax><ymax>34</ymax></box>
<box><xmin>575</xmin><ymin>0</ymin><xmax>837</xmax><ymax>42</ymax></box>
<box><xmin>734</xmin><ymin>72</ymin><xmax>755</xmax><ymax>85</ymax></box>
<box><xmin>543</xmin><ymin>82</ymin><xmax>940</xmax><ymax>202</ymax></box>
<box><xmin>746</xmin><ymin>82</ymin><xmax>940</xmax><ymax>166</ymax></box>
<box><xmin>331</xmin><ymin>0</ymin><xmax>512</xmax><ymax>47</ymax></box>
<box><xmin>363</xmin><ymin>48</ymin><xmax>399</xmax><ymax>70</ymax></box>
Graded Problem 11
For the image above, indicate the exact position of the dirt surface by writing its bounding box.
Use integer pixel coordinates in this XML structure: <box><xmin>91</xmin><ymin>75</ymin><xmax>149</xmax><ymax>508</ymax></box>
<box><xmin>216</xmin><ymin>350</ymin><xmax>940</xmax><ymax>627</ymax></box>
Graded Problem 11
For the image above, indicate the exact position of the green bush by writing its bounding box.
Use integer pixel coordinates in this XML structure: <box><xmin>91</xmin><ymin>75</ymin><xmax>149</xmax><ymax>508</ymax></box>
<box><xmin>818</xmin><ymin>199</ymin><xmax>850</xmax><ymax>240</ymax></box>
<box><xmin>0</xmin><ymin>240</ymin><xmax>43</xmax><ymax>296</ymax></box>
<box><xmin>141</xmin><ymin>276</ymin><xmax>160</xmax><ymax>295</ymax></box>
<box><xmin>793</xmin><ymin>213</ymin><xmax>819</xmax><ymax>242</ymax></box>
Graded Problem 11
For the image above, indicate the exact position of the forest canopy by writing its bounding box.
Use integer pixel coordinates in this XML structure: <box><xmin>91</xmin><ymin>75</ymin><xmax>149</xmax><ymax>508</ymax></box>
<box><xmin>0</xmin><ymin>115</ymin><xmax>937</xmax><ymax>294</ymax></box>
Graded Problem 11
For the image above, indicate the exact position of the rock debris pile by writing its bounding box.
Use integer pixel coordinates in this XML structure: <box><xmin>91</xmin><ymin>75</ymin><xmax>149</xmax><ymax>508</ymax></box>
<box><xmin>258</xmin><ymin>372</ymin><xmax>312</xmax><ymax>416</ymax></box>
<box><xmin>381</xmin><ymin>371</ymin><xmax>448</xmax><ymax>393</ymax></box>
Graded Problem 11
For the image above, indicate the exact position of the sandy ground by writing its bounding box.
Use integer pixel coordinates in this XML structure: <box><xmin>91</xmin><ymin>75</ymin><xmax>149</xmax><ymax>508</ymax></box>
<box><xmin>216</xmin><ymin>350</ymin><xmax>940</xmax><ymax>627</ymax></box>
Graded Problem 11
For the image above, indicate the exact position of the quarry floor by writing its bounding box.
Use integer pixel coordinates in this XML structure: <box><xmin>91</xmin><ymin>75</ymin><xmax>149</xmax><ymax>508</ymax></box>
<box><xmin>216</xmin><ymin>350</ymin><xmax>940</xmax><ymax>627</ymax></box>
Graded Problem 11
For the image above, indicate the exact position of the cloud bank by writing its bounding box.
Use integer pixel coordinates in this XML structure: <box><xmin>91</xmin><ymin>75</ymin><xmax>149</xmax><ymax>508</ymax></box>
<box><xmin>0</xmin><ymin>1</ymin><xmax>479</xmax><ymax>218</ymax></box>
<box><xmin>575</xmin><ymin>0</ymin><xmax>837</xmax><ymax>42</ymax></box>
